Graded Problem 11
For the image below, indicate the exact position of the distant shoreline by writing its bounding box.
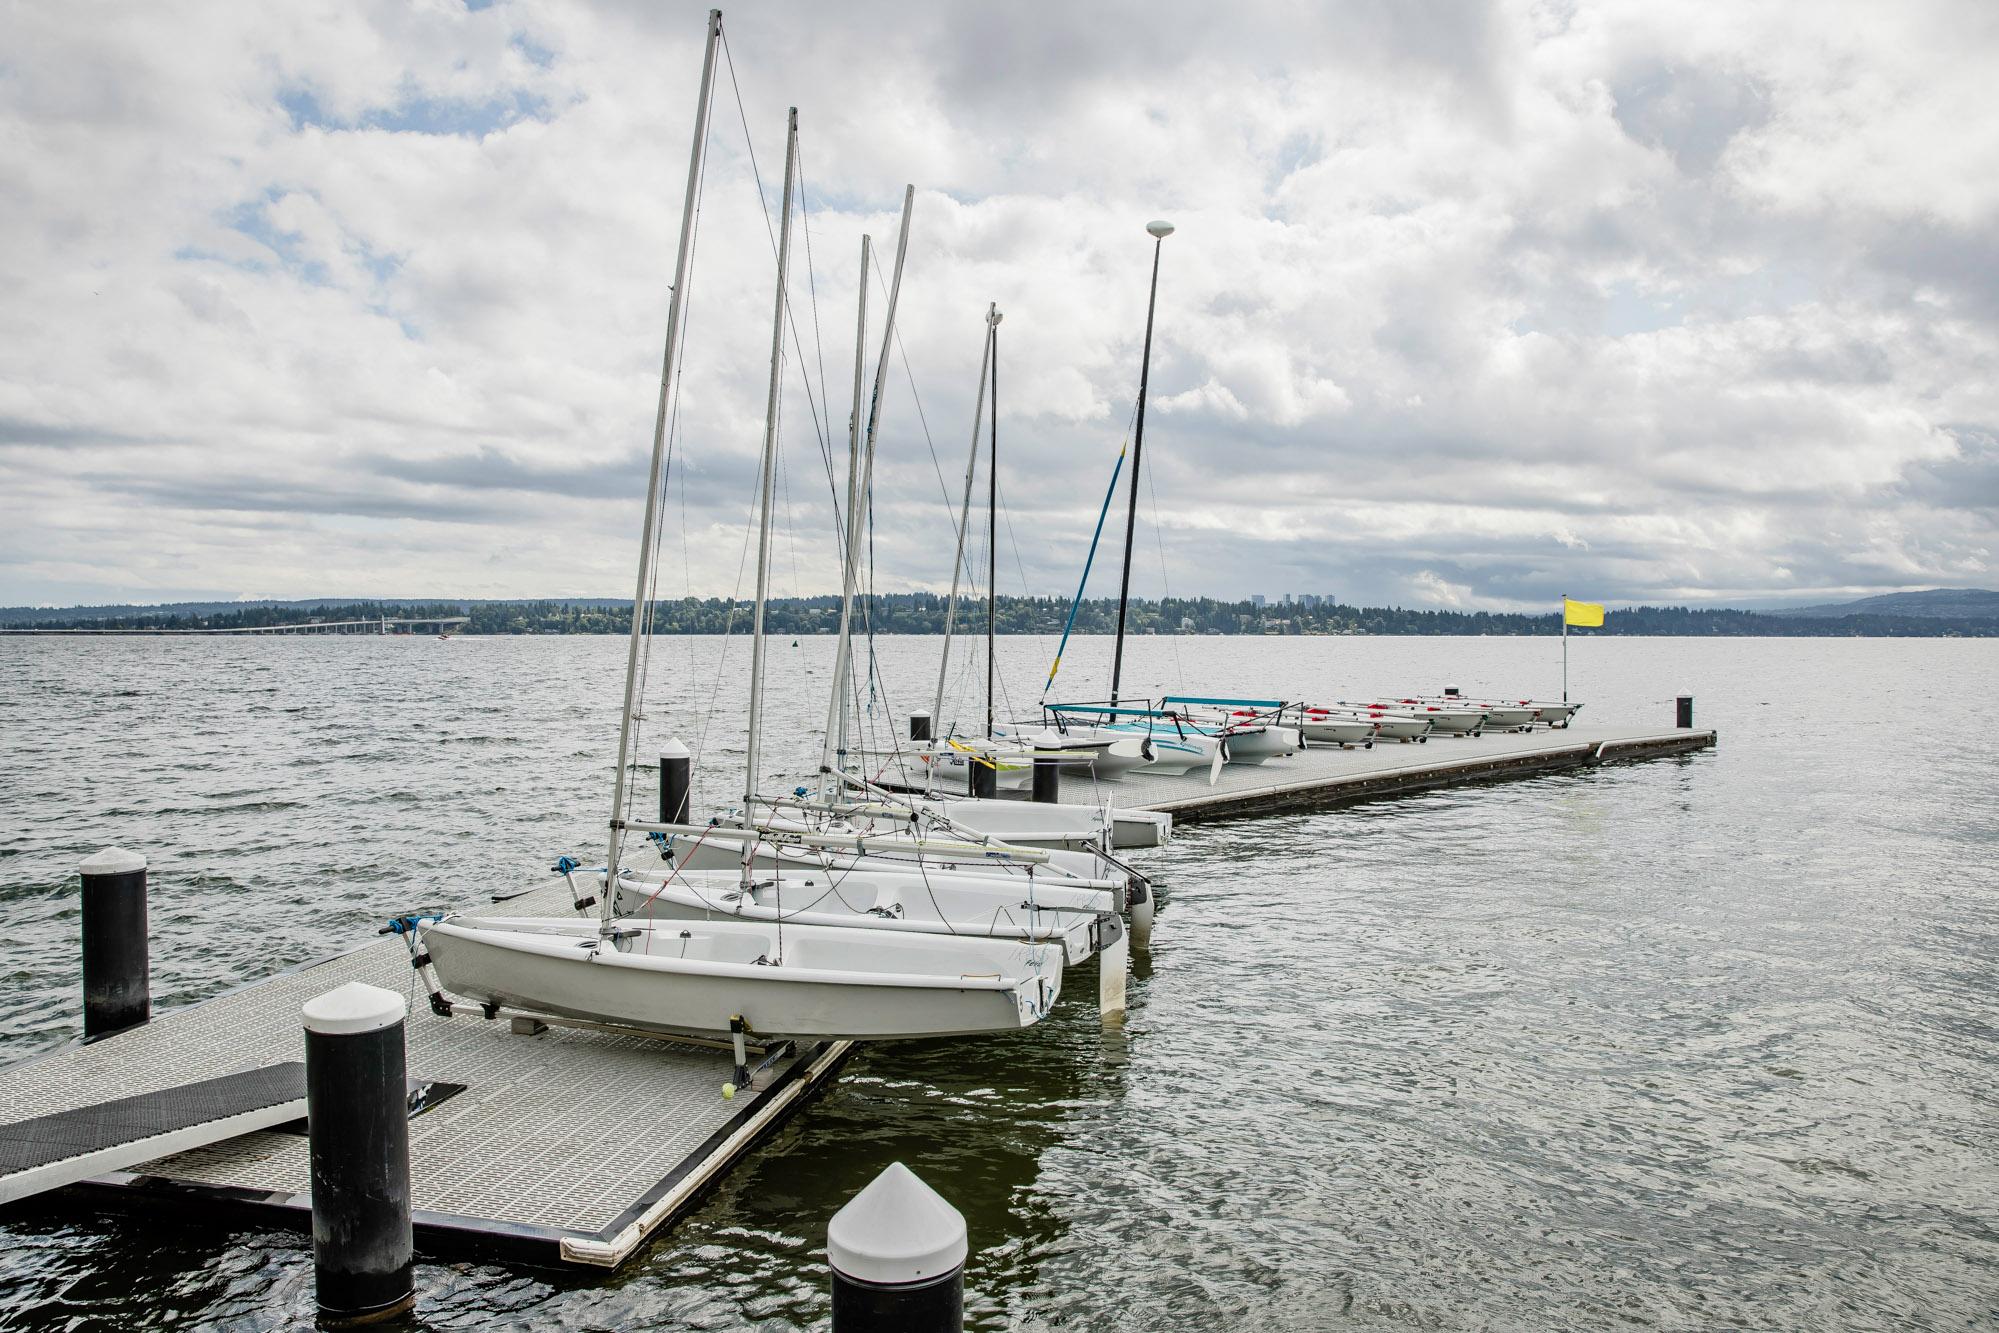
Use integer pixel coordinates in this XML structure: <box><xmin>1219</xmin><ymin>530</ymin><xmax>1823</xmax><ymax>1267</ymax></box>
<box><xmin>2</xmin><ymin>594</ymin><xmax>1993</xmax><ymax>638</ymax></box>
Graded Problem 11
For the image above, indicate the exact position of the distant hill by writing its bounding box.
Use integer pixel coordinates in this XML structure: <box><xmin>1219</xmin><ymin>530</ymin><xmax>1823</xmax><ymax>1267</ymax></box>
<box><xmin>1770</xmin><ymin>588</ymin><xmax>1999</xmax><ymax>619</ymax></box>
<box><xmin>0</xmin><ymin>597</ymin><xmax>625</xmax><ymax>626</ymax></box>
<box><xmin>4</xmin><ymin>594</ymin><xmax>1997</xmax><ymax>636</ymax></box>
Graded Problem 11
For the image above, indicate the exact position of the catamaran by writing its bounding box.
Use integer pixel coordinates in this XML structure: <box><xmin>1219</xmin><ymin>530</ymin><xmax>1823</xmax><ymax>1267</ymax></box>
<box><xmin>1158</xmin><ymin>697</ymin><xmax>1302</xmax><ymax>762</ymax></box>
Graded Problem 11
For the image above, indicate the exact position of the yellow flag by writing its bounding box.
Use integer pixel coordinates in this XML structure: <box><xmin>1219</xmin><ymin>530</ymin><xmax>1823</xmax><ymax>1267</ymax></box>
<box><xmin>1564</xmin><ymin>598</ymin><xmax>1604</xmax><ymax>627</ymax></box>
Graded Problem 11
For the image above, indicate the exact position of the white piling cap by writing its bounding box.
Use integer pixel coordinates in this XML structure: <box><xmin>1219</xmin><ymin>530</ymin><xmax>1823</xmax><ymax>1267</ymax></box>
<box><xmin>80</xmin><ymin>848</ymin><xmax>147</xmax><ymax>876</ymax></box>
<box><xmin>827</xmin><ymin>1162</ymin><xmax>967</xmax><ymax>1285</ymax></box>
<box><xmin>1676</xmin><ymin>689</ymin><xmax>1693</xmax><ymax>697</ymax></box>
<box><xmin>303</xmin><ymin>982</ymin><xmax>408</xmax><ymax>1036</ymax></box>
<box><xmin>661</xmin><ymin>736</ymin><xmax>690</xmax><ymax>758</ymax></box>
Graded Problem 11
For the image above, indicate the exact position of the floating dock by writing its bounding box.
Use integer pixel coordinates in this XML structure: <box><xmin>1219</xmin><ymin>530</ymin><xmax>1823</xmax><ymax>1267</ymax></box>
<box><xmin>1063</xmin><ymin>723</ymin><xmax>1717</xmax><ymax>822</ymax></box>
<box><xmin>0</xmin><ymin>722</ymin><xmax>1713</xmax><ymax>1268</ymax></box>
<box><xmin>0</xmin><ymin>878</ymin><xmax>850</xmax><ymax>1267</ymax></box>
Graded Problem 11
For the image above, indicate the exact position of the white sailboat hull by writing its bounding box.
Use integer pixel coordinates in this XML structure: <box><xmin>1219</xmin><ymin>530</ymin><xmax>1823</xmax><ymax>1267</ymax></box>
<box><xmin>1378</xmin><ymin>702</ymin><xmax>1486</xmax><ymax>734</ymax></box>
<box><xmin>1455</xmin><ymin>702</ymin><xmax>1535</xmax><ymax>729</ymax></box>
<box><xmin>988</xmin><ymin>731</ymin><xmax>1153</xmax><ymax>783</ymax></box>
<box><xmin>423</xmin><ymin>916</ymin><xmax>1061</xmax><ymax>1042</ymax></box>
<box><xmin>1214</xmin><ymin>724</ymin><xmax>1300</xmax><ymax>762</ymax></box>
<box><xmin>662</xmin><ymin>834</ymin><xmax>1124</xmax><ymax>884</ymax></box>
<box><xmin>1298</xmin><ymin>715</ymin><xmax>1375</xmax><ymax>745</ymax></box>
<box><xmin>610</xmin><ymin>870</ymin><xmax>1110</xmax><ymax>965</ymax></box>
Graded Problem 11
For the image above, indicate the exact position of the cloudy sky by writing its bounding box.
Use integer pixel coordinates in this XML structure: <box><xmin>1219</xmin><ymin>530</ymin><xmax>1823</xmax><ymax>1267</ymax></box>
<box><xmin>3</xmin><ymin>0</ymin><xmax>1995</xmax><ymax>611</ymax></box>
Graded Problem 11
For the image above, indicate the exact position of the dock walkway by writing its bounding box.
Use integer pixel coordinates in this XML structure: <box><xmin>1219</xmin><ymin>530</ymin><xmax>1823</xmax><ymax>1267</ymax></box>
<box><xmin>0</xmin><ymin>880</ymin><xmax>848</xmax><ymax>1267</ymax></box>
<box><xmin>1064</xmin><ymin>724</ymin><xmax>1716</xmax><ymax>822</ymax></box>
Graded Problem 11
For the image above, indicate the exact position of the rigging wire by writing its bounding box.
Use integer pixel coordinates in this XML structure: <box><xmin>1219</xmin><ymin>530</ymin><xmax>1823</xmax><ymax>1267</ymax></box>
<box><xmin>866</xmin><ymin>262</ymin><xmax>957</xmax><ymax>514</ymax></box>
<box><xmin>793</xmin><ymin>143</ymin><xmax>847</xmax><ymax>545</ymax></box>
<box><xmin>720</xmin><ymin>30</ymin><xmax>835</xmax><ymax>513</ymax></box>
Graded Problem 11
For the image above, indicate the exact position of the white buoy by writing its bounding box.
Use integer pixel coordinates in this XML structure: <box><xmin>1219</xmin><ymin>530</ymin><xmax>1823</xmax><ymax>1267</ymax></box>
<box><xmin>828</xmin><ymin>1162</ymin><xmax>967</xmax><ymax>1331</ymax></box>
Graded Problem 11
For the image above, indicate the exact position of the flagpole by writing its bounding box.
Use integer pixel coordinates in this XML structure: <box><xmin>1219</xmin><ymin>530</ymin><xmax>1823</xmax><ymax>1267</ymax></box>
<box><xmin>1561</xmin><ymin>594</ymin><xmax>1568</xmax><ymax>703</ymax></box>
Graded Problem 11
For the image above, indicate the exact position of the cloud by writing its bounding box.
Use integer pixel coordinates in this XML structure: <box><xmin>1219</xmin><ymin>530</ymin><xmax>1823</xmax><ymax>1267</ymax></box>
<box><xmin>1</xmin><ymin>0</ymin><xmax>1996</xmax><ymax>610</ymax></box>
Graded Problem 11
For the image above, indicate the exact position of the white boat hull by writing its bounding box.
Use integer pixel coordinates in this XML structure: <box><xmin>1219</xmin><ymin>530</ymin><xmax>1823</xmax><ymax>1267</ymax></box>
<box><xmin>1377</xmin><ymin>702</ymin><xmax>1485</xmax><ymax>734</ymax></box>
<box><xmin>1297</xmin><ymin>714</ymin><xmax>1375</xmax><ymax>746</ymax></box>
<box><xmin>609</xmin><ymin>870</ymin><xmax>1110</xmax><ymax>965</ymax></box>
<box><xmin>1211</xmin><ymin>724</ymin><xmax>1299</xmax><ymax>764</ymax></box>
<box><xmin>662</xmin><ymin>835</ymin><xmax>1123</xmax><ymax>885</ymax></box>
<box><xmin>990</xmin><ymin>730</ymin><xmax>1153</xmax><ymax>782</ymax></box>
<box><xmin>423</xmin><ymin>916</ymin><xmax>1061</xmax><ymax>1042</ymax></box>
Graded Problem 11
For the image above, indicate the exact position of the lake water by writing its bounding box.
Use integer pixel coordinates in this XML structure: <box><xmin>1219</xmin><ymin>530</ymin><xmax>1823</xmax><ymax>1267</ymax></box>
<box><xmin>1</xmin><ymin>633</ymin><xmax>1995</xmax><ymax>1330</ymax></box>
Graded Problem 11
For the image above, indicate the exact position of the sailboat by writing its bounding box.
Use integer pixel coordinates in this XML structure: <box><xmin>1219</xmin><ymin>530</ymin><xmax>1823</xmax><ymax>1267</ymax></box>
<box><xmin>1032</xmin><ymin>219</ymin><xmax>1227</xmax><ymax>781</ymax></box>
<box><xmin>1371</xmin><ymin>697</ymin><xmax>1489</xmax><ymax>734</ymax></box>
<box><xmin>605</xmin><ymin>865</ymin><xmax>1119</xmax><ymax>966</ymax></box>
<box><xmin>419</xmin><ymin>19</ymin><xmax>1062</xmax><ymax>1043</ymax></box>
<box><xmin>1157</xmin><ymin>696</ymin><xmax>1301</xmax><ymax>762</ymax></box>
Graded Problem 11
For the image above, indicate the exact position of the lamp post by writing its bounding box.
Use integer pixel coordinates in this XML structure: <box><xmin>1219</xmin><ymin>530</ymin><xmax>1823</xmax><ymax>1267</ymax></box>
<box><xmin>1109</xmin><ymin>219</ymin><xmax>1175</xmax><ymax>707</ymax></box>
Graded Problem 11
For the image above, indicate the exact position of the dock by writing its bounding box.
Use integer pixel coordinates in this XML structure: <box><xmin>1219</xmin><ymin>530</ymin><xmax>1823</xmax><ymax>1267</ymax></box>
<box><xmin>1064</xmin><ymin>723</ymin><xmax>1717</xmax><ymax>822</ymax></box>
<box><xmin>0</xmin><ymin>877</ymin><xmax>850</xmax><ymax>1268</ymax></box>
<box><xmin>0</xmin><ymin>722</ymin><xmax>1713</xmax><ymax>1269</ymax></box>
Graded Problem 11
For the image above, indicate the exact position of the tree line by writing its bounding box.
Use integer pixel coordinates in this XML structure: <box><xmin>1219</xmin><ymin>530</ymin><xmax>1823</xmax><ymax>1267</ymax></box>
<box><xmin>11</xmin><ymin>594</ymin><xmax>1995</xmax><ymax>636</ymax></box>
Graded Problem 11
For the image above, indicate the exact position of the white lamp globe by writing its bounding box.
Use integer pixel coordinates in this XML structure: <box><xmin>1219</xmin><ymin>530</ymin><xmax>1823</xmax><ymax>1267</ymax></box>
<box><xmin>1146</xmin><ymin>220</ymin><xmax>1175</xmax><ymax>238</ymax></box>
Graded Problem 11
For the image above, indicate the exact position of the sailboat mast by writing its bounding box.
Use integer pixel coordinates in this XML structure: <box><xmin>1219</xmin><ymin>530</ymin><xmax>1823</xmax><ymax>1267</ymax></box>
<box><xmin>1108</xmin><ymin>220</ymin><xmax>1173</xmax><ymax>707</ymax></box>
<box><xmin>986</xmin><ymin>318</ymin><xmax>998</xmax><ymax>739</ymax></box>
<box><xmin>818</xmin><ymin>235</ymin><xmax>870</xmax><ymax>802</ymax></box>
<box><xmin>741</xmin><ymin>107</ymin><xmax>800</xmax><ymax>877</ymax></box>
<box><xmin>604</xmin><ymin>8</ymin><xmax>721</xmax><ymax>912</ymax></box>
<box><xmin>932</xmin><ymin>305</ymin><xmax>997</xmax><ymax>733</ymax></box>
<box><xmin>827</xmin><ymin>186</ymin><xmax>915</xmax><ymax>781</ymax></box>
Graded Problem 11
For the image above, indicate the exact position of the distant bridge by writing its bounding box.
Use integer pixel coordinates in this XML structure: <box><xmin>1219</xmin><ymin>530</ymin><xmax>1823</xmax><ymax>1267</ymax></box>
<box><xmin>1</xmin><ymin>616</ymin><xmax>471</xmax><ymax>636</ymax></box>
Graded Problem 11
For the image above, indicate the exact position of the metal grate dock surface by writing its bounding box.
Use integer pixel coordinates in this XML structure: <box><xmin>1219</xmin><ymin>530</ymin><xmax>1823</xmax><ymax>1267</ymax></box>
<box><xmin>0</xmin><ymin>881</ymin><xmax>849</xmax><ymax>1267</ymax></box>
<box><xmin>1058</xmin><ymin>724</ymin><xmax>1717</xmax><ymax>820</ymax></box>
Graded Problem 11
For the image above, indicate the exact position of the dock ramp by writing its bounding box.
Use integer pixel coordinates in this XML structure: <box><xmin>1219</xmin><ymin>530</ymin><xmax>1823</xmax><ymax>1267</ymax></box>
<box><xmin>0</xmin><ymin>1062</ymin><xmax>305</xmax><ymax>1205</ymax></box>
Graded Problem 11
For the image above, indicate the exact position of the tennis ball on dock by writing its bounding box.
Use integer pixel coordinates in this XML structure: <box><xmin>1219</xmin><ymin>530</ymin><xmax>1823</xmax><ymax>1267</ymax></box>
<box><xmin>721</xmin><ymin>1082</ymin><xmax>737</xmax><ymax>1100</ymax></box>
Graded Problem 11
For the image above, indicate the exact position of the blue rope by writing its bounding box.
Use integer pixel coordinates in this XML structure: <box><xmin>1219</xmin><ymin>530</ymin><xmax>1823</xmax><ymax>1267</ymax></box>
<box><xmin>380</xmin><ymin>914</ymin><xmax>445</xmax><ymax>936</ymax></box>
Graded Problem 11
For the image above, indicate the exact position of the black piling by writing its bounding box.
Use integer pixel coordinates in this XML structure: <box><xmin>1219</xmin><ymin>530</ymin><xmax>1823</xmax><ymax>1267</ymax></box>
<box><xmin>910</xmin><ymin>713</ymin><xmax>932</xmax><ymax>742</ymax></box>
<box><xmin>970</xmin><ymin>757</ymin><xmax>997</xmax><ymax>800</ymax></box>
<box><xmin>1032</xmin><ymin>756</ymin><xmax>1060</xmax><ymax>804</ymax></box>
<box><xmin>1676</xmin><ymin>693</ymin><xmax>1694</xmax><ymax>728</ymax></box>
<box><xmin>79</xmin><ymin>848</ymin><xmax>148</xmax><ymax>1039</ymax></box>
<box><xmin>829</xmin><ymin>1162</ymin><xmax>966</xmax><ymax>1333</ymax></box>
<box><xmin>660</xmin><ymin>737</ymin><xmax>692</xmax><ymax>825</ymax></box>
<box><xmin>303</xmin><ymin>982</ymin><xmax>414</xmax><ymax>1327</ymax></box>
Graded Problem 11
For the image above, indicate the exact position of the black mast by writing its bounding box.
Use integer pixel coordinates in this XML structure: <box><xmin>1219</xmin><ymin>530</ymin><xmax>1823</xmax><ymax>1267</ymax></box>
<box><xmin>1109</xmin><ymin>220</ymin><xmax>1174</xmax><ymax>707</ymax></box>
<box><xmin>986</xmin><ymin>315</ymin><xmax>998</xmax><ymax>739</ymax></box>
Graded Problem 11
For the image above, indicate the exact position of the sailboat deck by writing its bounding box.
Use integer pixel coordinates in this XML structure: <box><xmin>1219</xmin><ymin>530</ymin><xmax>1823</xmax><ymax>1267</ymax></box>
<box><xmin>0</xmin><ymin>879</ymin><xmax>849</xmax><ymax>1267</ymax></box>
<box><xmin>1066</xmin><ymin>723</ymin><xmax>1716</xmax><ymax>820</ymax></box>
